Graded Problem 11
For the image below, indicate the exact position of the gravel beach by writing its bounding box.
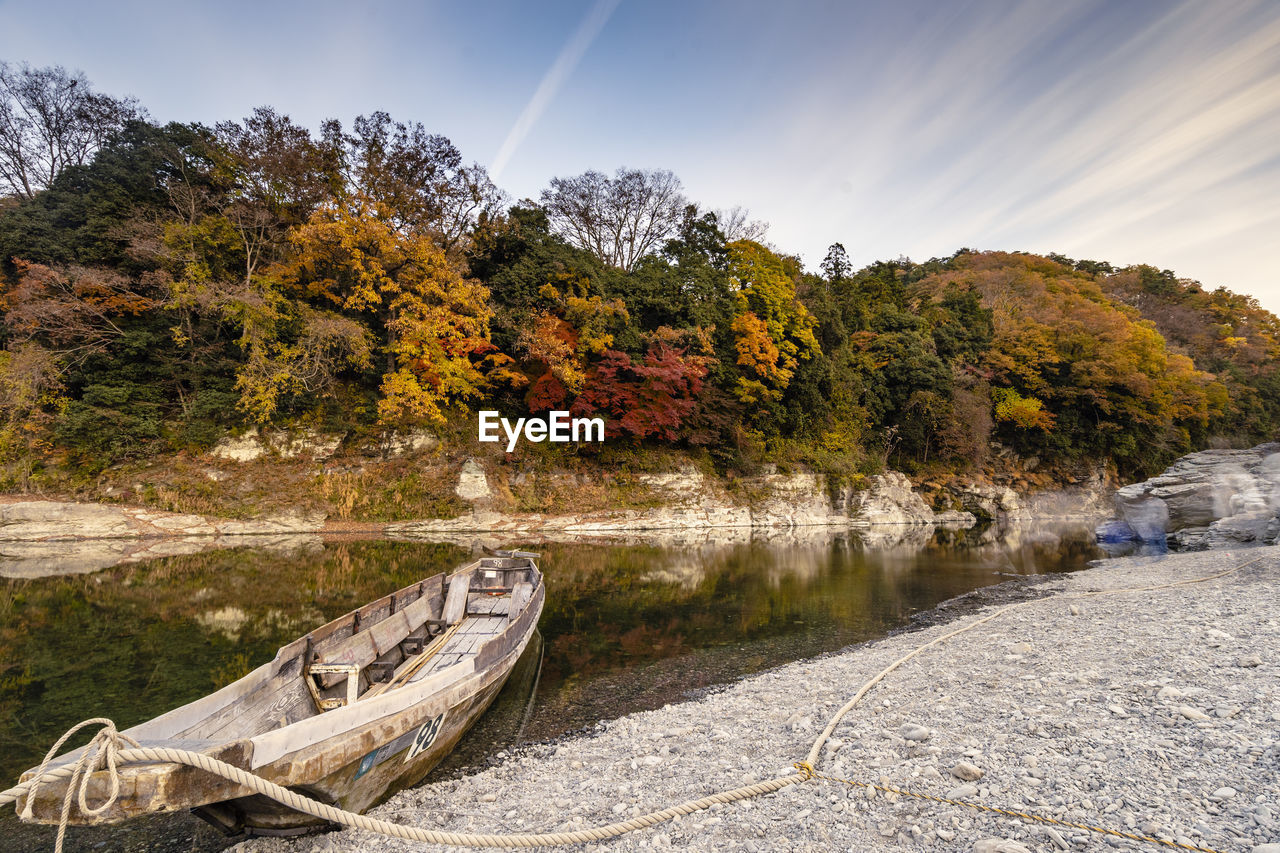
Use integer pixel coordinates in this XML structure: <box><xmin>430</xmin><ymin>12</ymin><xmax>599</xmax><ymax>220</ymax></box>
<box><xmin>235</xmin><ymin>546</ymin><xmax>1279</xmax><ymax>853</ymax></box>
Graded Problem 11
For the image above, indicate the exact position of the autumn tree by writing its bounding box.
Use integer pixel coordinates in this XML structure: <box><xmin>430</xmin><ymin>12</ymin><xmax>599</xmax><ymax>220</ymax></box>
<box><xmin>280</xmin><ymin>194</ymin><xmax>493</xmax><ymax>425</ymax></box>
<box><xmin>572</xmin><ymin>329</ymin><xmax>713</xmax><ymax>441</ymax></box>
<box><xmin>341</xmin><ymin>112</ymin><xmax>504</xmax><ymax>250</ymax></box>
<box><xmin>514</xmin><ymin>283</ymin><xmax>628</xmax><ymax>411</ymax></box>
<box><xmin>725</xmin><ymin>240</ymin><xmax>819</xmax><ymax>407</ymax></box>
<box><xmin>0</xmin><ymin>260</ymin><xmax>166</xmax><ymax>463</ymax></box>
<box><xmin>541</xmin><ymin>168</ymin><xmax>686</xmax><ymax>272</ymax></box>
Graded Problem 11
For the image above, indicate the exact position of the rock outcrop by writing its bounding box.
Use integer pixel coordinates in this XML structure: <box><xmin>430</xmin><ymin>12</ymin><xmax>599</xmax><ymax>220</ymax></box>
<box><xmin>0</xmin><ymin>533</ymin><xmax>322</xmax><ymax>579</ymax></box>
<box><xmin>0</xmin><ymin>500</ymin><xmax>327</xmax><ymax>578</ymax></box>
<box><xmin>391</xmin><ymin>461</ymin><xmax>1112</xmax><ymax>544</ymax></box>
<box><xmin>454</xmin><ymin>458</ymin><xmax>492</xmax><ymax>501</ymax></box>
<box><xmin>1103</xmin><ymin>443</ymin><xmax>1280</xmax><ymax>549</ymax></box>
<box><xmin>844</xmin><ymin>472</ymin><xmax>937</xmax><ymax>524</ymax></box>
<box><xmin>210</xmin><ymin>427</ymin><xmax>345</xmax><ymax>462</ymax></box>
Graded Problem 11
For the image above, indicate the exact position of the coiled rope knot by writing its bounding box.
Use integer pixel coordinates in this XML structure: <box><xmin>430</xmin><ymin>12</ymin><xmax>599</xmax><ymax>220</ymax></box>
<box><xmin>20</xmin><ymin>718</ymin><xmax>141</xmax><ymax>853</ymax></box>
<box><xmin>793</xmin><ymin>761</ymin><xmax>815</xmax><ymax>781</ymax></box>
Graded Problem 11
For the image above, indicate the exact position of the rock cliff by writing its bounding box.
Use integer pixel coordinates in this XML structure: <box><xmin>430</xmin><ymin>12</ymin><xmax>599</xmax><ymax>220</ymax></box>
<box><xmin>1102</xmin><ymin>443</ymin><xmax>1280</xmax><ymax>549</ymax></box>
<box><xmin>389</xmin><ymin>462</ymin><xmax>1112</xmax><ymax>541</ymax></box>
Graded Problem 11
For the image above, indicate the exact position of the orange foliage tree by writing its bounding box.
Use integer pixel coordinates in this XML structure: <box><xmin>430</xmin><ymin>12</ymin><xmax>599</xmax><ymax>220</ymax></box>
<box><xmin>281</xmin><ymin>194</ymin><xmax>495</xmax><ymax>425</ymax></box>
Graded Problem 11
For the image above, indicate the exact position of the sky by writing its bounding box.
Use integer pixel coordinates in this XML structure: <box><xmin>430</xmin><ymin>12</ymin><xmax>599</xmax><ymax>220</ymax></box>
<box><xmin>2</xmin><ymin>0</ymin><xmax>1278</xmax><ymax>310</ymax></box>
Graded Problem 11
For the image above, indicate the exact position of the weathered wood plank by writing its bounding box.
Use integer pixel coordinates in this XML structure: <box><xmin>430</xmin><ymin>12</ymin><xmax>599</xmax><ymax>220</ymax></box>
<box><xmin>399</xmin><ymin>594</ymin><xmax>432</xmax><ymax>630</ymax></box>
<box><xmin>509</xmin><ymin>582</ymin><xmax>533</xmax><ymax>620</ymax></box>
<box><xmin>442</xmin><ymin>572</ymin><xmax>473</xmax><ymax>625</ymax></box>
<box><xmin>368</xmin><ymin>610</ymin><xmax>411</xmax><ymax>656</ymax></box>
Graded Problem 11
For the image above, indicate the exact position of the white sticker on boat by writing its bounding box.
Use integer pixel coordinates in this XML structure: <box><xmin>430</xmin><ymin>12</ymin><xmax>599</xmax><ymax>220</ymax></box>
<box><xmin>405</xmin><ymin>713</ymin><xmax>445</xmax><ymax>762</ymax></box>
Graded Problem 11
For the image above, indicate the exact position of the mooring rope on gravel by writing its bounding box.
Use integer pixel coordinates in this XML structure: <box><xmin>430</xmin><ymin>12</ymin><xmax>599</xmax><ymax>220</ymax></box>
<box><xmin>1</xmin><ymin>554</ymin><xmax>1261</xmax><ymax>852</ymax></box>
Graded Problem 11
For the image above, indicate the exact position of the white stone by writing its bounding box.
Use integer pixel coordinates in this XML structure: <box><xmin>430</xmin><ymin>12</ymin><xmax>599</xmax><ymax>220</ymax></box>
<box><xmin>973</xmin><ymin>839</ymin><xmax>1032</xmax><ymax>853</ymax></box>
<box><xmin>381</xmin><ymin>430</ymin><xmax>438</xmax><ymax>458</ymax></box>
<box><xmin>455</xmin><ymin>458</ymin><xmax>491</xmax><ymax>501</ymax></box>
<box><xmin>272</xmin><ymin>429</ymin><xmax>344</xmax><ymax>460</ymax></box>
<box><xmin>210</xmin><ymin>428</ymin><xmax>266</xmax><ymax>462</ymax></box>
<box><xmin>847</xmin><ymin>472</ymin><xmax>934</xmax><ymax>525</ymax></box>
<box><xmin>951</xmin><ymin>761</ymin><xmax>985</xmax><ymax>781</ymax></box>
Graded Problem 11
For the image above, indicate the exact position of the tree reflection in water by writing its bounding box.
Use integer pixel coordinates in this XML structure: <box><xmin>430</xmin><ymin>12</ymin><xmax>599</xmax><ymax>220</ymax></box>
<box><xmin>0</xmin><ymin>524</ymin><xmax>1100</xmax><ymax>785</ymax></box>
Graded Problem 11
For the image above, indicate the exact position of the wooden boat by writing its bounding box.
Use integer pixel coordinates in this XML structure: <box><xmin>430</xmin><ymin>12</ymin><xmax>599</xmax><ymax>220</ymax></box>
<box><xmin>16</xmin><ymin>550</ymin><xmax>545</xmax><ymax>836</ymax></box>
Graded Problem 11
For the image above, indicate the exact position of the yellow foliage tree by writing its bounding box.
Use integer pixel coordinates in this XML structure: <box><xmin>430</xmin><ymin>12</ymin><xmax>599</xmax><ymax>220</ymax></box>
<box><xmin>726</xmin><ymin>240</ymin><xmax>819</xmax><ymax>404</ymax></box>
<box><xmin>281</xmin><ymin>194</ymin><xmax>493</xmax><ymax>425</ymax></box>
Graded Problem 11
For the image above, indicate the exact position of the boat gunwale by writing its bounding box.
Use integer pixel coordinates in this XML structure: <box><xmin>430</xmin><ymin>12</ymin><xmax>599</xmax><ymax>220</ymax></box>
<box><xmin>19</xmin><ymin>555</ymin><xmax>541</xmax><ymax>778</ymax></box>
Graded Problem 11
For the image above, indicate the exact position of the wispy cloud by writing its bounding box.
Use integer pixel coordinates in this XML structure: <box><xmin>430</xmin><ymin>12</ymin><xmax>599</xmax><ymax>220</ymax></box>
<box><xmin>746</xmin><ymin>0</ymin><xmax>1280</xmax><ymax>306</ymax></box>
<box><xmin>489</xmin><ymin>0</ymin><xmax>621</xmax><ymax>182</ymax></box>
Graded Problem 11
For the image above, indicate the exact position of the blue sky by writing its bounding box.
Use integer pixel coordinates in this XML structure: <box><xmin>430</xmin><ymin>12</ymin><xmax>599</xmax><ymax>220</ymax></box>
<box><xmin>2</xmin><ymin>0</ymin><xmax>1278</xmax><ymax>309</ymax></box>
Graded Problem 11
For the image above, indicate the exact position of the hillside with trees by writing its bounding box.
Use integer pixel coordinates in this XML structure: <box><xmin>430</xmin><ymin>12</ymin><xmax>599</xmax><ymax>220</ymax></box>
<box><xmin>1</xmin><ymin>65</ymin><xmax>1278</xmax><ymax>516</ymax></box>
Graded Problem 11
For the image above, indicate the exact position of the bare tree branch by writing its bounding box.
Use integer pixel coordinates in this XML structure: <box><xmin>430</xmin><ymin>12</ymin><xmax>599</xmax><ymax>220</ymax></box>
<box><xmin>541</xmin><ymin>168</ymin><xmax>687</xmax><ymax>271</ymax></box>
<box><xmin>0</xmin><ymin>62</ymin><xmax>142</xmax><ymax>199</ymax></box>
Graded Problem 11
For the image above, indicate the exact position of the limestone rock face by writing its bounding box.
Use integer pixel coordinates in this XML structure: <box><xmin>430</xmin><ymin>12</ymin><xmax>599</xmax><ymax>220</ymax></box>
<box><xmin>845</xmin><ymin>472</ymin><xmax>934</xmax><ymax>525</ymax></box>
<box><xmin>210</xmin><ymin>427</ymin><xmax>345</xmax><ymax>461</ymax></box>
<box><xmin>274</xmin><ymin>430</ymin><xmax>344</xmax><ymax>460</ymax></box>
<box><xmin>211</xmin><ymin>428</ymin><xmax>266</xmax><ymax>462</ymax></box>
<box><xmin>455</xmin><ymin>458</ymin><xmax>491</xmax><ymax>501</ymax></box>
<box><xmin>0</xmin><ymin>501</ymin><xmax>326</xmax><ymax>578</ymax></box>
<box><xmin>0</xmin><ymin>501</ymin><xmax>325</xmax><ymax>544</ymax></box>
<box><xmin>1106</xmin><ymin>443</ymin><xmax>1280</xmax><ymax>548</ymax></box>
<box><xmin>637</xmin><ymin>466</ymin><xmax>706</xmax><ymax>501</ymax></box>
<box><xmin>956</xmin><ymin>483</ymin><xmax>1021</xmax><ymax>520</ymax></box>
<box><xmin>380</xmin><ymin>430</ymin><xmax>438</xmax><ymax>459</ymax></box>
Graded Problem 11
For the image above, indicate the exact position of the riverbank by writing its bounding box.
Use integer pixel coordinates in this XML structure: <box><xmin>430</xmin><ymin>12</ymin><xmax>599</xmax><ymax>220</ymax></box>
<box><xmin>0</xmin><ymin>457</ymin><xmax>1112</xmax><ymax>578</ymax></box>
<box><xmin>235</xmin><ymin>546</ymin><xmax>1279</xmax><ymax>853</ymax></box>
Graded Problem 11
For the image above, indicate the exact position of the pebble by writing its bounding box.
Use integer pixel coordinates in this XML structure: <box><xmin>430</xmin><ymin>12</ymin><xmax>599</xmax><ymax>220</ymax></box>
<box><xmin>951</xmin><ymin>761</ymin><xmax>985</xmax><ymax>781</ymax></box>
<box><xmin>1043</xmin><ymin>827</ymin><xmax>1069</xmax><ymax>850</ymax></box>
<box><xmin>973</xmin><ymin>839</ymin><xmax>1033</xmax><ymax>853</ymax></box>
<box><xmin>231</xmin><ymin>548</ymin><xmax>1280</xmax><ymax>853</ymax></box>
<box><xmin>1237</xmin><ymin>654</ymin><xmax>1263</xmax><ymax>667</ymax></box>
<box><xmin>900</xmin><ymin>723</ymin><xmax>932</xmax><ymax>741</ymax></box>
<box><xmin>1209</xmin><ymin>786</ymin><xmax>1237</xmax><ymax>801</ymax></box>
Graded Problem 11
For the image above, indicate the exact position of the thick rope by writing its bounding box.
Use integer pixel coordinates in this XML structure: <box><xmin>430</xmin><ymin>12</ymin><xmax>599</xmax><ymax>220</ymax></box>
<box><xmin>2</xmin><ymin>553</ymin><xmax>1262</xmax><ymax>850</ymax></box>
<box><xmin>1</xmin><ymin>743</ymin><xmax>805</xmax><ymax>849</ymax></box>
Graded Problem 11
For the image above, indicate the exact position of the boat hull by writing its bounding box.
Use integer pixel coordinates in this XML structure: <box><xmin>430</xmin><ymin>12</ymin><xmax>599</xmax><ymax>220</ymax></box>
<box><xmin>17</xmin><ymin>560</ymin><xmax>545</xmax><ymax>835</ymax></box>
<box><xmin>196</xmin><ymin>627</ymin><xmax>528</xmax><ymax>835</ymax></box>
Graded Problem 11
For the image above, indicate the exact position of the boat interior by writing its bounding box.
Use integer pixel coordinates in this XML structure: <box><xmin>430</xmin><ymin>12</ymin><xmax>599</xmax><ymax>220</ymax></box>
<box><xmin>110</xmin><ymin>553</ymin><xmax>541</xmax><ymax>749</ymax></box>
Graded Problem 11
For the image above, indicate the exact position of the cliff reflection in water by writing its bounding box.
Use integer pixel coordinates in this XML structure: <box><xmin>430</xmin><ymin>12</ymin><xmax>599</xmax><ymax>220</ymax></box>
<box><xmin>514</xmin><ymin>523</ymin><xmax>1099</xmax><ymax>740</ymax></box>
<box><xmin>0</xmin><ymin>524</ymin><xmax>1100</xmax><ymax>785</ymax></box>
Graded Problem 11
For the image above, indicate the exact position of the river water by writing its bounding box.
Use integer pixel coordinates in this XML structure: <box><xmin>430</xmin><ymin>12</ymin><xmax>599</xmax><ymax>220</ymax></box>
<box><xmin>0</xmin><ymin>524</ymin><xmax>1100</xmax><ymax>851</ymax></box>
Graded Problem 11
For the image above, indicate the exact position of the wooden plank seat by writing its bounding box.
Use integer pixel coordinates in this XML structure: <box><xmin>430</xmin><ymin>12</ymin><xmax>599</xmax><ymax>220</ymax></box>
<box><xmin>307</xmin><ymin>590</ymin><xmax>438</xmax><ymax>693</ymax></box>
<box><xmin>307</xmin><ymin>572</ymin><xmax>518</xmax><ymax>705</ymax></box>
<box><xmin>314</xmin><ymin>571</ymin><xmax>478</xmax><ymax>704</ymax></box>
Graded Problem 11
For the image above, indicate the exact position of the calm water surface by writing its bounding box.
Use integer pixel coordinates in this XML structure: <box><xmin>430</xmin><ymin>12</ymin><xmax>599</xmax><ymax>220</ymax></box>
<box><xmin>0</xmin><ymin>525</ymin><xmax>1100</xmax><ymax>851</ymax></box>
